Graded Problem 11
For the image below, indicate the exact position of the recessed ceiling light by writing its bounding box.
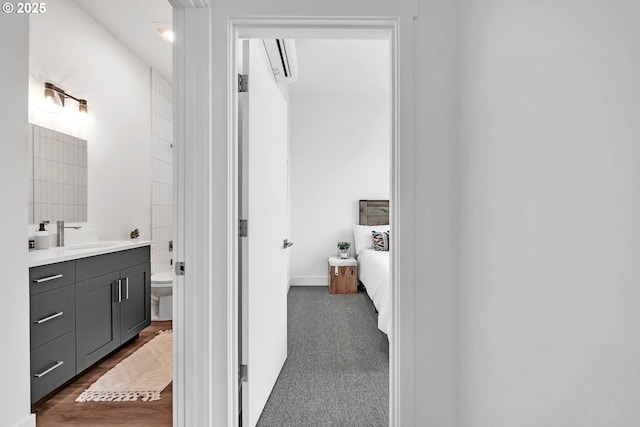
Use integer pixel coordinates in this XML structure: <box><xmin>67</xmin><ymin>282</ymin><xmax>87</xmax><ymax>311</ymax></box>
<box><xmin>157</xmin><ymin>27</ymin><xmax>174</xmax><ymax>44</ymax></box>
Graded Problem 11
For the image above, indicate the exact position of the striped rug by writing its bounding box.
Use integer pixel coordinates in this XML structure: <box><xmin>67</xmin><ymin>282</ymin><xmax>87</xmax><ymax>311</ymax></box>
<box><xmin>76</xmin><ymin>330</ymin><xmax>172</xmax><ymax>402</ymax></box>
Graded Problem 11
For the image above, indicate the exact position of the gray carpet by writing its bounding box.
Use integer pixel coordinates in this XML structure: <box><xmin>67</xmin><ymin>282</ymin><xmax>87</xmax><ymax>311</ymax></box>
<box><xmin>256</xmin><ymin>286</ymin><xmax>389</xmax><ymax>427</ymax></box>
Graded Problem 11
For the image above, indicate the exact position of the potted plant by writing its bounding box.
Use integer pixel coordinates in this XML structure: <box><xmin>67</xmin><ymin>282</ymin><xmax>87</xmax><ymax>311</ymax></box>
<box><xmin>337</xmin><ymin>241</ymin><xmax>351</xmax><ymax>259</ymax></box>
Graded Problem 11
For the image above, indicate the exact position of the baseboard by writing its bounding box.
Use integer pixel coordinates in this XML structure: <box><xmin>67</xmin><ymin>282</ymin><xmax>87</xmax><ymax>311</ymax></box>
<box><xmin>13</xmin><ymin>414</ymin><xmax>36</xmax><ymax>427</ymax></box>
<box><xmin>290</xmin><ymin>276</ymin><xmax>327</xmax><ymax>287</ymax></box>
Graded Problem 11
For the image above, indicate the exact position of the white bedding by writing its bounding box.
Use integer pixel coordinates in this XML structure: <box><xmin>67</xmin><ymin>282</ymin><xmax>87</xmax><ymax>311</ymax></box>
<box><xmin>358</xmin><ymin>249</ymin><xmax>391</xmax><ymax>335</ymax></box>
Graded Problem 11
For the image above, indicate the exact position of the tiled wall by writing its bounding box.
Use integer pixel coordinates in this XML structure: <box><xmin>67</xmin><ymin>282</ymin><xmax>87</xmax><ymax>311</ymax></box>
<box><xmin>151</xmin><ymin>70</ymin><xmax>173</xmax><ymax>274</ymax></box>
<box><xmin>28</xmin><ymin>124</ymin><xmax>88</xmax><ymax>225</ymax></box>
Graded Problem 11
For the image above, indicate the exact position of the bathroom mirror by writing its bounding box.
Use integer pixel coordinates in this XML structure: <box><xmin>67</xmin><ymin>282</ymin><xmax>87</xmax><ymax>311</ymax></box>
<box><xmin>28</xmin><ymin>124</ymin><xmax>88</xmax><ymax>224</ymax></box>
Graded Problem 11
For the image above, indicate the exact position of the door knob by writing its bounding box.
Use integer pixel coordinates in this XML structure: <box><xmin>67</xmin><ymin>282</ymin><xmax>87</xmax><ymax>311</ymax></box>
<box><xmin>283</xmin><ymin>239</ymin><xmax>294</xmax><ymax>249</ymax></box>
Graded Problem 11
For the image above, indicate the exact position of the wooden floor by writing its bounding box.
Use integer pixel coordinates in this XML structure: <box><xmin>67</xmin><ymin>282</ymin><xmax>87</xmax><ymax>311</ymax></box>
<box><xmin>34</xmin><ymin>321</ymin><xmax>173</xmax><ymax>427</ymax></box>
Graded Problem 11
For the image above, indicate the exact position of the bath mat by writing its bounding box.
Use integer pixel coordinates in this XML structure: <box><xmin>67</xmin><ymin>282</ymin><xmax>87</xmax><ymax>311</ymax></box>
<box><xmin>76</xmin><ymin>330</ymin><xmax>172</xmax><ymax>402</ymax></box>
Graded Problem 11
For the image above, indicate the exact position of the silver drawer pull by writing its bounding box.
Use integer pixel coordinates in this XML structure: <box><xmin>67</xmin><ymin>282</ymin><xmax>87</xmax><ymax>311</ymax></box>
<box><xmin>34</xmin><ymin>274</ymin><xmax>63</xmax><ymax>283</ymax></box>
<box><xmin>34</xmin><ymin>311</ymin><xmax>64</xmax><ymax>324</ymax></box>
<box><xmin>125</xmin><ymin>277</ymin><xmax>129</xmax><ymax>300</ymax></box>
<box><xmin>34</xmin><ymin>361</ymin><xmax>64</xmax><ymax>378</ymax></box>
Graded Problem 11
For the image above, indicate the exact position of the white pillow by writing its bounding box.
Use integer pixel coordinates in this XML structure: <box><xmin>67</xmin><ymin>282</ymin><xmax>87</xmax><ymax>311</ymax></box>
<box><xmin>353</xmin><ymin>224</ymin><xmax>390</xmax><ymax>256</ymax></box>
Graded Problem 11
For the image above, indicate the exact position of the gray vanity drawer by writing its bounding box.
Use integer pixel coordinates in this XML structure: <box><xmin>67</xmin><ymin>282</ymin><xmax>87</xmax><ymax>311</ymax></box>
<box><xmin>30</xmin><ymin>283</ymin><xmax>75</xmax><ymax>350</ymax></box>
<box><xmin>30</xmin><ymin>330</ymin><xmax>76</xmax><ymax>404</ymax></box>
<box><xmin>76</xmin><ymin>246</ymin><xmax>150</xmax><ymax>282</ymax></box>
<box><xmin>29</xmin><ymin>261</ymin><xmax>76</xmax><ymax>295</ymax></box>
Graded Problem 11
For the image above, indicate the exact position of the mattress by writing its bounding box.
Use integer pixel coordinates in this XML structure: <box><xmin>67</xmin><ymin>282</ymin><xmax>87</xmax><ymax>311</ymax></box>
<box><xmin>358</xmin><ymin>249</ymin><xmax>390</xmax><ymax>335</ymax></box>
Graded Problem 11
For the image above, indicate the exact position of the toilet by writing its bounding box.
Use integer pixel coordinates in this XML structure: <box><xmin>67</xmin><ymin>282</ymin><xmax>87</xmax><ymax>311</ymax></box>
<box><xmin>151</xmin><ymin>269</ymin><xmax>173</xmax><ymax>321</ymax></box>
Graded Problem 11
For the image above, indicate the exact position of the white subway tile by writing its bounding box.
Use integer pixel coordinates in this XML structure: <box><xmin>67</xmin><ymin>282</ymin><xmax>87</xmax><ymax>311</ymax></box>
<box><xmin>33</xmin><ymin>136</ymin><xmax>41</xmax><ymax>158</ymax></box>
<box><xmin>63</xmin><ymin>184</ymin><xmax>70</xmax><ymax>205</ymax></box>
<box><xmin>50</xmin><ymin>140</ymin><xmax>57</xmax><ymax>162</ymax></box>
<box><xmin>65</xmin><ymin>165</ymin><xmax>72</xmax><ymax>184</ymax></box>
<box><xmin>33</xmin><ymin>181</ymin><xmax>41</xmax><ymax>204</ymax></box>
<box><xmin>33</xmin><ymin>204</ymin><xmax>41</xmax><ymax>223</ymax></box>
<box><xmin>46</xmin><ymin>181</ymin><xmax>53</xmax><ymax>203</ymax></box>
<box><xmin>45</xmin><ymin>139</ymin><xmax>52</xmax><ymax>159</ymax></box>
<box><xmin>59</xmin><ymin>140</ymin><xmax>66</xmax><ymax>163</ymax></box>
<box><xmin>46</xmin><ymin>160</ymin><xmax>53</xmax><ymax>182</ymax></box>
<box><xmin>41</xmin><ymin>181</ymin><xmax>48</xmax><ymax>204</ymax></box>
<box><xmin>34</xmin><ymin>158</ymin><xmax>40</xmax><ymax>181</ymax></box>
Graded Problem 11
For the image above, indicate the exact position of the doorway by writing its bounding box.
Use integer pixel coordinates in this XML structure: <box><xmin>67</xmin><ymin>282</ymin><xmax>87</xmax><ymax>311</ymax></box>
<box><xmin>171</xmin><ymin>10</ymin><xmax>415</xmax><ymax>425</ymax></box>
<box><xmin>233</xmin><ymin>21</ymin><xmax>398</xmax><ymax>426</ymax></box>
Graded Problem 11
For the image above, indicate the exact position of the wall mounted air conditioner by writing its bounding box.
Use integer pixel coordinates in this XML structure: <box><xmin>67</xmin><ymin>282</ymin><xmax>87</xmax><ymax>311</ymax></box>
<box><xmin>262</xmin><ymin>39</ymin><xmax>298</xmax><ymax>84</ymax></box>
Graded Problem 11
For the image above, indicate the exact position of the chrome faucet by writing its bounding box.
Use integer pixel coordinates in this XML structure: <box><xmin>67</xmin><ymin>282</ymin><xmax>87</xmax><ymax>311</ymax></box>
<box><xmin>56</xmin><ymin>220</ymin><xmax>82</xmax><ymax>246</ymax></box>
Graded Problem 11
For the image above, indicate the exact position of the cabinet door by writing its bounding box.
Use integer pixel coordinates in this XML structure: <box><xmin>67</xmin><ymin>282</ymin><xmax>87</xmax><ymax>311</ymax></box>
<box><xmin>76</xmin><ymin>271</ymin><xmax>121</xmax><ymax>373</ymax></box>
<box><xmin>120</xmin><ymin>263</ymin><xmax>151</xmax><ymax>342</ymax></box>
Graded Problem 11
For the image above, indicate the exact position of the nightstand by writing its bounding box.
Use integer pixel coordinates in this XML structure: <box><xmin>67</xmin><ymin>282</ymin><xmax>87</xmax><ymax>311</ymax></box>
<box><xmin>327</xmin><ymin>256</ymin><xmax>358</xmax><ymax>294</ymax></box>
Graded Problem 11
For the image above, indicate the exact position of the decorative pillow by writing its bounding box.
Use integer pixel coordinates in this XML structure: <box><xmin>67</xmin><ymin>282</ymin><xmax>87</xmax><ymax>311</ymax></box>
<box><xmin>353</xmin><ymin>224</ymin><xmax>390</xmax><ymax>255</ymax></box>
<box><xmin>372</xmin><ymin>230</ymin><xmax>390</xmax><ymax>251</ymax></box>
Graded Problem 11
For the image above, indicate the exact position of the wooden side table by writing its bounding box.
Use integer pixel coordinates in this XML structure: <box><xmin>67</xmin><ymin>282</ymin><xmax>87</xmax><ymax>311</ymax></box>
<box><xmin>327</xmin><ymin>256</ymin><xmax>358</xmax><ymax>294</ymax></box>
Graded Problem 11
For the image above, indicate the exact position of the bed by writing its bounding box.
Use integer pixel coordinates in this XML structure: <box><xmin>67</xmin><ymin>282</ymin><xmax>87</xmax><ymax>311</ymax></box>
<box><xmin>354</xmin><ymin>200</ymin><xmax>391</xmax><ymax>335</ymax></box>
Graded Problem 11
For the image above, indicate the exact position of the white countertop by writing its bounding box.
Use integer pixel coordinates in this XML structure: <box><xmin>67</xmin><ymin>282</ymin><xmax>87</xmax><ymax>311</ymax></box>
<box><xmin>28</xmin><ymin>240</ymin><xmax>153</xmax><ymax>267</ymax></box>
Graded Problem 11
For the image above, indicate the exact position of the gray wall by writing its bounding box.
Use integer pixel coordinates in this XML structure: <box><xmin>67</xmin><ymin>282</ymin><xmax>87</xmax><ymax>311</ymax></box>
<box><xmin>459</xmin><ymin>1</ymin><xmax>640</xmax><ymax>425</ymax></box>
<box><xmin>412</xmin><ymin>0</ymin><xmax>459</xmax><ymax>424</ymax></box>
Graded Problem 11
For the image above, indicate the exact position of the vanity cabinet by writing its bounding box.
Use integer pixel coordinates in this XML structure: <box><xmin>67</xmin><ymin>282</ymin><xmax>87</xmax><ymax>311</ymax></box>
<box><xmin>29</xmin><ymin>246</ymin><xmax>150</xmax><ymax>404</ymax></box>
<box><xmin>75</xmin><ymin>247</ymin><xmax>151</xmax><ymax>373</ymax></box>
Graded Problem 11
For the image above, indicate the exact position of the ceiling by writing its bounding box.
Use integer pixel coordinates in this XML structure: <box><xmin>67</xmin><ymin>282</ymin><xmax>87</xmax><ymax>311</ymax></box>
<box><xmin>73</xmin><ymin>0</ymin><xmax>173</xmax><ymax>80</ymax></box>
<box><xmin>69</xmin><ymin>2</ymin><xmax>389</xmax><ymax>94</ymax></box>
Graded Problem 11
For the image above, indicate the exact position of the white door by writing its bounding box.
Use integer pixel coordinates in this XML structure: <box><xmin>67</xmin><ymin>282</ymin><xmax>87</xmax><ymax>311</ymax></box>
<box><xmin>239</xmin><ymin>39</ymin><xmax>289</xmax><ymax>427</ymax></box>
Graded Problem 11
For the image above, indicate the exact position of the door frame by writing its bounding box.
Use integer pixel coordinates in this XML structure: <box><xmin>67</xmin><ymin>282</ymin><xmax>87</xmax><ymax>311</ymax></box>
<box><xmin>173</xmin><ymin>5</ymin><xmax>419</xmax><ymax>425</ymax></box>
<box><xmin>229</xmin><ymin>17</ymin><xmax>402</xmax><ymax>425</ymax></box>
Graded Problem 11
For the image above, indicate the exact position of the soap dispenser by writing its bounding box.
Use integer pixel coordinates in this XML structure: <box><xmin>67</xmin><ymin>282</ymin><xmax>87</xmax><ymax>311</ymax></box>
<box><xmin>34</xmin><ymin>221</ymin><xmax>50</xmax><ymax>250</ymax></box>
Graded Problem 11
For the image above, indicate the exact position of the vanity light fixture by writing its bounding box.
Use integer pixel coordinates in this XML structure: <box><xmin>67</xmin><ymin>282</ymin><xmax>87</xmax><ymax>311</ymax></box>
<box><xmin>78</xmin><ymin>99</ymin><xmax>88</xmax><ymax>114</ymax></box>
<box><xmin>43</xmin><ymin>82</ymin><xmax>89</xmax><ymax>114</ymax></box>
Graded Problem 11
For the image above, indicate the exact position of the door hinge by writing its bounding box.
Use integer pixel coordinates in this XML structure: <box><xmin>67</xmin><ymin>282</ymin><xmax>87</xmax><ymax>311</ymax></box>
<box><xmin>175</xmin><ymin>262</ymin><xmax>185</xmax><ymax>276</ymax></box>
<box><xmin>239</xmin><ymin>219</ymin><xmax>248</xmax><ymax>237</ymax></box>
<box><xmin>240</xmin><ymin>364</ymin><xmax>248</xmax><ymax>382</ymax></box>
<box><xmin>238</xmin><ymin>74</ymin><xmax>248</xmax><ymax>93</ymax></box>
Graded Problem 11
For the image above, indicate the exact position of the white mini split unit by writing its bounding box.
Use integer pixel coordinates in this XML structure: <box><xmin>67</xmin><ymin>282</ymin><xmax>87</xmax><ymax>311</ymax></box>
<box><xmin>262</xmin><ymin>39</ymin><xmax>298</xmax><ymax>84</ymax></box>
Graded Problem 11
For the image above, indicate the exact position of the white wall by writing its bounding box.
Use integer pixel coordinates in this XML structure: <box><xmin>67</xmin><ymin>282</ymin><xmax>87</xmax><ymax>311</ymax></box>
<box><xmin>29</xmin><ymin>0</ymin><xmax>151</xmax><ymax>240</ymax></box>
<box><xmin>459</xmin><ymin>1</ymin><xmax>640</xmax><ymax>426</ymax></box>
<box><xmin>289</xmin><ymin>92</ymin><xmax>390</xmax><ymax>285</ymax></box>
<box><xmin>0</xmin><ymin>12</ymin><xmax>36</xmax><ymax>427</ymax></box>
